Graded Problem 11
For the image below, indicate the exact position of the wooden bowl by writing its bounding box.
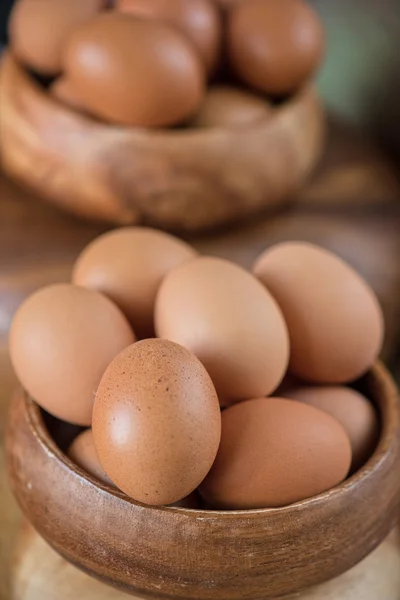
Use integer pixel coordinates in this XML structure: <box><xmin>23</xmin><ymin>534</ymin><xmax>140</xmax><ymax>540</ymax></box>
<box><xmin>0</xmin><ymin>52</ymin><xmax>325</xmax><ymax>233</ymax></box>
<box><xmin>5</xmin><ymin>362</ymin><xmax>400</xmax><ymax>600</ymax></box>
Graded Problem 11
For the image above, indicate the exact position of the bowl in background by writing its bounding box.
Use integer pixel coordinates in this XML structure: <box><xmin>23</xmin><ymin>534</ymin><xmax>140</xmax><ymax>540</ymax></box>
<box><xmin>0</xmin><ymin>52</ymin><xmax>325</xmax><ymax>233</ymax></box>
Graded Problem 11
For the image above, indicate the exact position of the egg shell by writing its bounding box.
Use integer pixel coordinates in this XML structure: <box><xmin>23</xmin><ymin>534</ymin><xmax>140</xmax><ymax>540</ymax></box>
<box><xmin>64</xmin><ymin>12</ymin><xmax>205</xmax><ymax>127</ymax></box>
<box><xmin>192</xmin><ymin>85</ymin><xmax>272</xmax><ymax>128</ymax></box>
<box><xmin>92</xmin><ymin>339</ymin><xmax>221</xmax><ymax>506</ymax></box>
<box><xmin>253</xmin><ymin>242</ymin><xmax>384</xmax><ymax>384</ymax></box>
<box><xmin>227</xmin><ymin>0</ymin><xmax>325</xmax><ymax>96</ymax></box>
<box><xmin>68</xmin><ymin>429</ymin><xmax>114</xmax><ymax>486</ymax></box>
<box><xmin>199</xmin><ymin>397</ymin><xmax>352</xmax><ymax>509</ymax></box>
<box><xmin>155</xmin><ymin>256</ymin><xmax>289</xmax><ymax>403</ymax></box>
<box><xmin>72</xmin><ymin>227</ymin><xmax>197</xmax><ymax>339</ymax></box>
<box><xmin>9</xmin><ymin>0</ymin><xmax>106</xmax><ymax>75</ymax></box>
<box><xmin>9</xmin><ymin>284</ymin><xmax>135</xmax><ymax>426</ymax></box>
<box><xmin>284</xmin><ymin>386</ymin><xmax>379</xmax><ymax>472</ymax></box>
<box><xmin>50</xmin><ymin>77</ymin><xmax>89</xmax><ymax>114</ymax></box>
<box><xmin>115</xmin><ymin>0</ymin><xmax>222</xmax><ymax>74</ymax></box>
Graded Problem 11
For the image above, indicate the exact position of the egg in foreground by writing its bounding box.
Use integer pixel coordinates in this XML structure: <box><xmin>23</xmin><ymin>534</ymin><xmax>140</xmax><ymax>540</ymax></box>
<box><xmin>92</xmin><ymin>339</ymin><xmax>221</xmax><ymax>505</ymax></box>
<box><xmin>200</xmin><ymin>397</ymin><xmax>352</xmax><ymax>509</ymax></box>
<box><xmin>9</xmin><ymin>284</ymin><xmax>135</xmax><ymax>425</ymax></box>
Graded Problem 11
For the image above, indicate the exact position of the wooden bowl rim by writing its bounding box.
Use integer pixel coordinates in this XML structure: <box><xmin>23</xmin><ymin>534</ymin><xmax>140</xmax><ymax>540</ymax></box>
<box><xmin>4</xmin><ymin>52</ymin><xmax>316</xmax><ymax>142</ymax></box>
<box><xmin>22</xmin><ymin>361</ymin><xmax>398</xmax><ymax>519</ymax></box>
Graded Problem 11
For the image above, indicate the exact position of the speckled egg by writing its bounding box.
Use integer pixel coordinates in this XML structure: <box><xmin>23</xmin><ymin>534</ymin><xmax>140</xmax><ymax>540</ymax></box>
<box><xmin>92</xmin><ymin>339</ymin><xmax>221</xmax><ymax>505</ymax></box>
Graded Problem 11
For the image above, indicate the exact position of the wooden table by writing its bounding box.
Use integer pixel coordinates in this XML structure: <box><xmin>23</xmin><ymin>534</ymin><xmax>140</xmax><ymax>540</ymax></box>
<box><xmin>1</xmin><ymin>114</ymin><xmax>400</xmax><ymax>599</ymax></box>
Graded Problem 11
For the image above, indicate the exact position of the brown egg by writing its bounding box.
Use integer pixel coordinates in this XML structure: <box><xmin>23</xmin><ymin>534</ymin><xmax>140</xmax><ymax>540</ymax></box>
<box><xmin>9</xmin><ymin>0</ymin><xmax>106</xmax><ymax>75</ymax></box>
<box><xmin>64</xmin><ymin>13</ymin><xmax>205</xmax><ymax>127</ymax></box>
<box><xmin>192</xmin><ymin>85</ymin><xmax>272</xmax><ymax>128</ymax></box>
<box><xmin>50</xmin><ymin>77</ymin><xmax>88</xmax><ymax>114</ymax></box>
<box><xmin>73</xmin><ymin>227</ymin><xmax>197</xmax><ymax>339</ymax></box>
<box><xmin>115</xmin><ymin>0</ymin><xmax>222</xmax><ymax>74</ymax></box>
<box><xmin>9</xmin><ymin>284</ymin><xmax>135</xmax><ymax>426</ymax></box>
<box><xmin>92</xmin><ymin>339</ymin><xmax>221</xmax><ymax>505</ymax></box>
<box><xmin>68</xmin><ymin>429</ymin><xmax>114</xmax><ymax>486</ymax></box>
<box><xmin>253</xmin><ymin>242</ymin><xmax>384</xmax><ymax>383</ymax></box>
<box><xmin>155</xmin><ymin>256</ymin><xmax>289</xmax><ymax>403</ymax></box>
<box><xmin>227</xmin><ymin>0</ymin><xmax>325</xmax><ymax>96</ymax></box>
<box><xmin>200</xmin><ymin>397</ymin><xmax>352</xmax><ymax>509</ymax></box>
<box><xmin>284</xmin><ymin>386</ymin><xmax>379</xmax><ymax>472</ymax></box>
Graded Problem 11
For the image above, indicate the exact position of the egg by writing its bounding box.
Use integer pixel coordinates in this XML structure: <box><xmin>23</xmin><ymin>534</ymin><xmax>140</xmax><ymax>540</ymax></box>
<box><xmin>284</xmin><ymin>386</ymin><xmax>379</xmax><ymax>472</ymax></box>
<box><xmin>155</xmin><ymin>256</ymin><xmax>289</xmax><ymax>403</ymax></box>
<box><xmin>115</xmin><ymin>0</ymin><xmax>222</xmax><ymax>74</ymax></box>
<box><xmin>253</xmin><ymin>242</ymin><xmax>384</xmax><ymax>383</ymax></box>
<box><xmin>72</xmin><ymin>227</ymin><xmax>197</xmax><ymax>339</ymax></box>
<box><xmin>192</xmin><ymin>85</ymin><xmax>272</xmax><ymax>128</ymax></box>
<box><xmin>92</xmin><ymin>339</ymin><xmax>221</xmax><ymax>505</ymax></box>
<box><xmin>9</xmin><ymin>0</ymin><xmax>106</xmax><ymax>75</ymax></box>
<box><xmin>50</xmin><ymin>77</ymin><xmax>88</xmax><ymax>114</ymax></box>
<box><xmin>227</xmin><ymin>0</ymin><xmax>325</xmax><ymax>96</ymax></box>
<box><xmin>199</xmin><ymin>397</ymin><xmax>352</xmax><ymax>509</ymax></box>
<box><xmin>68</xmin><ymin>429</ymin><xmax>114</xmax><ymax>486</ymax></box>
<box><xmin>64</xmin><ymin>13</ymin><xmax>205</xmax><ymax>127</ymax></box>
<box><xmin>9</xmin><ymin>284</ymin><xmax>135</xmax><ymax>425</ymax></box>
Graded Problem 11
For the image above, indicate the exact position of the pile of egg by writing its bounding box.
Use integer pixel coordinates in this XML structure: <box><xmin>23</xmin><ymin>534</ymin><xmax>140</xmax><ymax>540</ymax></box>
<box><xmin>10</xmin><ymin>228</ymin><xmax>383</xmax><ymax>510</ymax></box>
<box><xmin>9</xmin><ymin>0</ymin><xmax>325</xmax><ymax>128</ymax></box>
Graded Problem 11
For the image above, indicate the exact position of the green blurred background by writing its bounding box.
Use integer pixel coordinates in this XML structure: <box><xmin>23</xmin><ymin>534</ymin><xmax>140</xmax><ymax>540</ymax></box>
<box><xmin>311</xmin><ymin>0</ymin><xmax>400</xmax><ymax>159</ymax></box>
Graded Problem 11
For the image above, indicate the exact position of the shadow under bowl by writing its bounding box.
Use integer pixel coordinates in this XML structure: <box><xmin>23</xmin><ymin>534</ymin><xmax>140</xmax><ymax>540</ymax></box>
<box><xmin>5</xmin><ymin>362</ymin><xmax>400</xmax><ymax>600</ymax></box>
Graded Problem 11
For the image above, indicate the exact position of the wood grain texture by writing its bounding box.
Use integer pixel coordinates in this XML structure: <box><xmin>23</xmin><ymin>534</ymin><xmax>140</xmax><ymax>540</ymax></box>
<box><xmin>1</xmin><ymin>103</ymin><xmax>400</xmax><ymax>353</ymax></box>
<box><xmin>0</xmin><ymin>52</ymin><xmax>326</xmax><ymax>232</ymax></box>
<box><xmin>5</xmin><ymin>363</ymin><xmax>400</xmax><ymax>600</ymax></box>
<box><xmin>12</xmin><ymin>521</ymin><xmax>131</xmax><ymax>600</ymax></box>
<box><xmin>10</xmin><ymin>521</ymin><xmax>400</xmax><ymax>600</ymax></box>
<box><xmin>0</xmin><ymin>337</ymin><xmax>20</xmax><ymax>600</ymax></box>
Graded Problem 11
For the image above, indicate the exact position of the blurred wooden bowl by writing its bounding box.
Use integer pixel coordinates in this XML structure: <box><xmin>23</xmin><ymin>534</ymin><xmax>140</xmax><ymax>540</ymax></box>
<box><xmin>5</xmin><ymin>363</ymin><xmax>400</xmax><ymax>600</ymax></box>
<box><xmin>0</xmin><ymin>52</ymin><xmax>325</xmax><ymax>233</ymax></box>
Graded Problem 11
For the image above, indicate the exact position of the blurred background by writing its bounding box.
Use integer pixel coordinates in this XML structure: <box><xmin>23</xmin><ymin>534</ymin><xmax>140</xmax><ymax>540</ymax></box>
<box><xmin>2</xmin><ymin>0</ymin><xmax>400</xmax><ymax>153</ymax></box>
<box><xmin>1</xmin><ymin>1</ymin><xmax>400</xmax><ymax>598</ymax></box>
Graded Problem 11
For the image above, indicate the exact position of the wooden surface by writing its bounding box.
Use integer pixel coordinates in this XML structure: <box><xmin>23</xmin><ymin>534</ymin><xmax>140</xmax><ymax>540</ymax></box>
<box><xmin>10</xmin><ymin>522</ymin><xmax>400</xmax><ymax>600</ymax></box>
<box><xmin>1</xmin><ymin>114</ymin><xmax>400</xmax><ymax>599</ymax></box>
<box><xmin>1</xmin><ymin>114</ymin><xmax>400</xmax><ymax>351</ymax></box>
<box><xmin>0</xmin><ymin>53</ymin><xmax>325</xmax><ymax>231</ymax></box>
